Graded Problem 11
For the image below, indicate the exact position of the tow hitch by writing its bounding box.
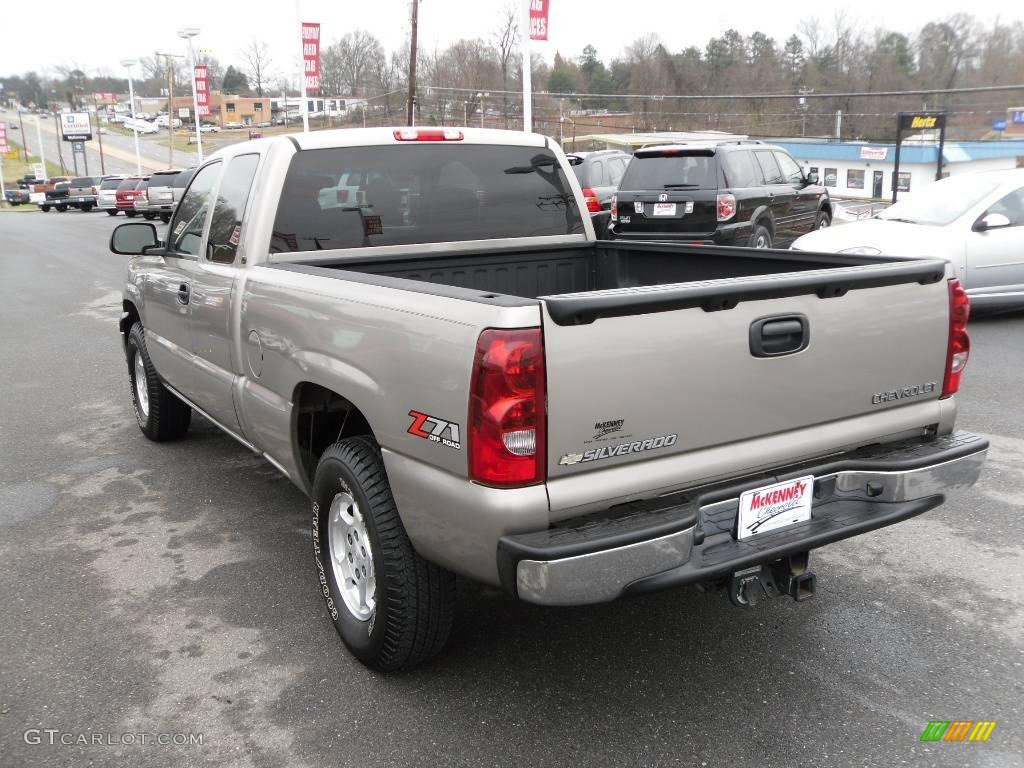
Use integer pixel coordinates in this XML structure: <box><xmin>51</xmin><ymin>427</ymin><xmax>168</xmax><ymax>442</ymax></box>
<box><xmin>728</xmin><ymin>552</ymin><xmax>816</xmax><ymax>608</ymax></box>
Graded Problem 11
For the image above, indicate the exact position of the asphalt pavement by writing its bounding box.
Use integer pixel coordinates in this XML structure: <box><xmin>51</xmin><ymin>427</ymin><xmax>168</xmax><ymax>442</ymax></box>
<box><xmin>0</xmin><ymin>209</ymin><xmax>1022</xmax><ymax>768</ymax></box>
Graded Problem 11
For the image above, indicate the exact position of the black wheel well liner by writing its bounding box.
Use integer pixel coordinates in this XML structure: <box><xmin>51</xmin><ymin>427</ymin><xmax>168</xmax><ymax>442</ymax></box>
<box><xmin>292</xmin><ymin>382</ymin><xmax>374</xmax><ymax>482</ymax></box>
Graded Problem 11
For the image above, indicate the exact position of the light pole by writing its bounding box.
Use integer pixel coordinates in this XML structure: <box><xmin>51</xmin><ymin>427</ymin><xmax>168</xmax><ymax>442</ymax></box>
<box><xmin>120</xmin><ymin>59</ymin><xmax>143</xmax><ymax>174</ymax></box>
<box><xmin>178</xmin><ymin>26</ymin><xmax>204</xmax><ymax>162</ymax></box>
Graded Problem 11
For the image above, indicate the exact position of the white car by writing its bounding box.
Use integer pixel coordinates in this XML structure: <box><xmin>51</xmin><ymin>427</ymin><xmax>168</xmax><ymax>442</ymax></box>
<box><xmin>792</xmin><ymin>170</ymin><xmax>1024</xmax><ymax>311</ymax></box>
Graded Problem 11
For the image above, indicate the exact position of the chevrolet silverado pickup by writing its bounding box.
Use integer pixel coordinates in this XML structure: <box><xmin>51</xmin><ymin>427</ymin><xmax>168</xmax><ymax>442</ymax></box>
<box><xmin>110</xmin><ymin>127</ymin><xmax>988</xmax><ymax>671</ymax></box>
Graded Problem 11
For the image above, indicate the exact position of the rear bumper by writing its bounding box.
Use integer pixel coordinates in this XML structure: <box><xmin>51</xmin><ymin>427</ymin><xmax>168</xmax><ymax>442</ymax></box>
<box><xmin>498</xmin><ymin>431</ymin><xmax>988</xmax><ymax>606</ymax></box>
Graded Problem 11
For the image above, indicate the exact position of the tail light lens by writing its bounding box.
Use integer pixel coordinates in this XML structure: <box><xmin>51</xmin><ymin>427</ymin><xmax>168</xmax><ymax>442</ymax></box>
<box><xmin>581</xmin><ymin>187</ymin><xmax>601</xmax><ymax>213</ymax></box>
<box><xmin>336</xmin><ymin>189</ymin><xmax>349</xmax><ymax>203</ymax></box>
<box><xmin>941</xmin><ymin>278</ymin><xmax>971</xmax><ymax>398</ymax></box>
<box><xmin>91</xmin><ymin>186</ymin><xmax>98</xmax><ymax>194</ymax></box>
<box><xmin>610</xmin><ymin>193</ymin><xmax>617</xmax><ymax>222</ymax></box>
<box><xmin>469</xmin><ymin>328</ymin><xmax>546</xmax><ymax>487</ymax></box>
<box><xmin>393</xmin><ymin>128</ymin><xmax>464</xmax><ymax>141</ymax></box>
<box><xmin>717</xmin><ymin>193</ymin><xmax>736</xmax><ymax>221</ymax></box>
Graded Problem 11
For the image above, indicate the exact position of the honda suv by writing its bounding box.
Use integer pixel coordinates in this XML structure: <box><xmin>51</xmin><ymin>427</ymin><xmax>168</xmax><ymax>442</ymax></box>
<box><xmin>609</xmin><ymin>140</ymin><xmax>831</xmax><ymax>248</ymax></box>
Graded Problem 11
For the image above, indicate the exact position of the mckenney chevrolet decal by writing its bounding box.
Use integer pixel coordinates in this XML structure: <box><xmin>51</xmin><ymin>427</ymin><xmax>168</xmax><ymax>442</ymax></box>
<box><xmin>559</xmin><ymin>434</ymin><xmax>677</xmax><ymax>466</ymax></box>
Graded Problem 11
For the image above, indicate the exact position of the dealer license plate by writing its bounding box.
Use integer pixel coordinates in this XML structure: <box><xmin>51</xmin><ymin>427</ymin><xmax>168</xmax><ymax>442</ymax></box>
<box><xmin>736</xmin><ymin>475</ymin><xmax>815</xmax><ymax>540</ymax></box>
<box><xmin>652</xmin><ymin>203</ymin><xmax>677</xmax><ymax>216</ymax></box>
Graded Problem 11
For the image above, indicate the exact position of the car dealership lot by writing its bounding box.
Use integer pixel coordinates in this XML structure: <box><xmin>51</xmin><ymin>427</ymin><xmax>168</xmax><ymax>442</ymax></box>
<box><xmin>0</xmin><ymin>212</ymin><xmax>1022</xmax><ymax>767</ymax></box>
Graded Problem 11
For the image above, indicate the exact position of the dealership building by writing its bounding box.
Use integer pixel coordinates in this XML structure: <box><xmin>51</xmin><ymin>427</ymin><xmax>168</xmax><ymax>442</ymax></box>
<box><xmin>769</xmin><ymin>137</ymin><xmax>1024</xmax><ymax>201</ymax></box>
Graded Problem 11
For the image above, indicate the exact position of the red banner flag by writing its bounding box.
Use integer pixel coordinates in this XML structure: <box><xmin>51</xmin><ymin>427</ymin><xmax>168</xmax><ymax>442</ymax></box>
<box><xmin>194</xmin><ymin>65</ymin><xmax>210</xmax><ymax>117</ymax></box>
<box><xmin>0</xmin><ymin>122</ymin><xmax>8</xmax><ymax>153</ymax></box>
<box><xmin>529</xmin><ymin>0</ymin><xmax>549</xmax><ymax>41</ymax></box>
<box><xmin>301</xmin><ymin>22</ymin><xmax>321</xmax><ymax>93</ymax></box>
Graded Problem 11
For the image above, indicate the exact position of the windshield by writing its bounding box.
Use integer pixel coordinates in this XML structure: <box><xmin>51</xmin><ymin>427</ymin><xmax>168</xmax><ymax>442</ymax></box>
<box><xmin>877</xmin><ymin>175</ymin><xmax>1002</xmax><ymax>226</ymax></box>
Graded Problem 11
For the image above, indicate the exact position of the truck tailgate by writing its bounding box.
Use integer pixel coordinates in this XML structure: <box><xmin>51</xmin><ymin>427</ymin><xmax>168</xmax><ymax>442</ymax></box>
<box><xmin>541</xmin><ymin>263</ymin><xmax>951</xmax><ymax>489</ymax></box>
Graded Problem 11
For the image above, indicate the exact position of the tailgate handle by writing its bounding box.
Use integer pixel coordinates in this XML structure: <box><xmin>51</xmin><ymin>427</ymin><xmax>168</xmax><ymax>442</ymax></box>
<box><xmin>750</xmin><ymin>315</ymin><xmax>809</xmax><ymax>357</ymax></box>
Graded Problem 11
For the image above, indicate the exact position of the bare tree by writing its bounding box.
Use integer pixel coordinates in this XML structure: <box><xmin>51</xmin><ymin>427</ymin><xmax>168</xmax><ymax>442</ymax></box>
<box><xmin>492</xmin><ymin>3</ymin><xmax>519</xmax><ymax>127</ymax></box>
<box><xmin>323</xmin><ymin>30</ymin><xmax>386</xmax><ymax>97</ymax></box>
<box><xmin>240</xmin><ymin>41</ymin><xmax>273</xmax><ymax>97</ymax></box>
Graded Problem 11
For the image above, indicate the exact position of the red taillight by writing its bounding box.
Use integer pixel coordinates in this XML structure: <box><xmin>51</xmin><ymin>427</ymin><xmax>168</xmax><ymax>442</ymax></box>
<box><xmin>610</xmin><ymin>193</ymin><xmax>617</xmax><ymax>222</ymax></box>
<box><xmin>581</xmin><ymin>187</ymin><xmax>601</xmax><ymax>213</ymax></box>
<box><xmin>941</xmin><ymin>278</ymin><xmax>971</xmax><ymax>398</ymax></box>
<box><xmin>91</xmin><ymin>186</ymin><xmax>98</xmax><ymax>194</ymax></box>
<box><xmin>393</xmin><ymin>128</ymin><xmax>464</xmax><ymax>141</ymax></box>
<box><xmin>469</xmin><ymin>328</ymin><xmax>546</xmax><ymax>487</ymax></box>
<box><xmin>336</xmin><ymin>189</ymin><xmax>349</xmax><ymax>203</ymax></box>
<box><xmin>717</xmin><ymin>193</ymin><xmax>736</xmax><ymax>221</ymax></box>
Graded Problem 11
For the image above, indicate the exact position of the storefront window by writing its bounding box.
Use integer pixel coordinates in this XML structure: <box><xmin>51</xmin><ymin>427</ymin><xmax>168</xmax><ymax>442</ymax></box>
<box><xmin>824</xmin><ymin>168</ymin><xmax>837</xmax><ymax>187</ymax></box>
<box><xmin>897</xmin><ymin>172</ymin><xmax>911</xmax><ymax>192</ymax></box>
<box><xmin>847</xmin><ymin>169</ymin><xmax>865</xmax><ymax>190</ymax></box>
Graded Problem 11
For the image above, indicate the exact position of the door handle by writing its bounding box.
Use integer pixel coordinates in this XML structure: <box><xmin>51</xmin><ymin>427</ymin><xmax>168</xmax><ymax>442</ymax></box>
<box><xmin>750</xmin><ymin>314</ymin><xmax>809</xmax><ymax>357</ymax></box>
<box><xmin>176</xmin><ymin>283</ymin><xmax>190</xmax><ymax>305</ymax></box>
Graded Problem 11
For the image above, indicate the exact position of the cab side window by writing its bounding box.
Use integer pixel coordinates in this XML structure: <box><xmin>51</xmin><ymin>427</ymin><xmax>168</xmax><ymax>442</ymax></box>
<box><xmin>984</xmin><ymin>187</ymin><xmax>1024</xmax><ymax>226</ymax></box>
<box><xmin>168</xmin><ymin>163</ymin><xmax>221</xmax><ymax>256</ymax></box>
<box><xmin>207</xmin><ymin>154</ymin><xmax>261</xmax><ymax>264</ymax></box>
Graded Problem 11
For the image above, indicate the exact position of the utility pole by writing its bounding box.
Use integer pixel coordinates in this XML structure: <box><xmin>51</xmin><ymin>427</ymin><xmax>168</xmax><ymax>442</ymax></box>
<box><xmin>799</xmin><ymin>86</ymin><xmax>813</xmax><ymax>137</ymax></box>
<box><xmin>92</xmin><ymin>93</ymin><xmax>106</xmax><ymax>174</ymax></box>
<box><xmin>156</xmin><ymin>52</ymin><xmax>185</xmax><ymax>168</ymax></box>
<box><xmin>53</xmin><ymin>113</ymin><xmax>66</xmax><ymax>174</ymax></box>
<box><xmin>406</xmin><ymin>0</ymin><xmax>419</xmax><ymax>126</ymax></box>
<box><xmin>34</xmin><ymin>116</ymin><xmax>46</xmax><ymax>175</ymax></box>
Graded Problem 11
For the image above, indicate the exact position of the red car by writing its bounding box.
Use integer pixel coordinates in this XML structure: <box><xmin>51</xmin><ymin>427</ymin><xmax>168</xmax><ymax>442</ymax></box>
<box><xmin>115</xmin><ymin>176</ymin><xmax>149</xmax><ymax>217</ymax></box>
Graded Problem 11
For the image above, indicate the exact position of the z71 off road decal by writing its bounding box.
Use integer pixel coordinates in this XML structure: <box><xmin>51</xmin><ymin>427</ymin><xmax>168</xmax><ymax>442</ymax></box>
<box><xmin>559</xmin><ymin>434</ymin><xmax>677</xmax><ymax>466</ymax></box>
<box><xmin>408</xmin><ymin>410</ymin><xmax>462</xmax><ymax>450</ymax></box>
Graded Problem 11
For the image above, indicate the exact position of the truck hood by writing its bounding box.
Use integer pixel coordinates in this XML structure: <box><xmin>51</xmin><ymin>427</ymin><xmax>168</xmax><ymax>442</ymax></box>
<box><xmin>792</xmin><ymin>219</ymin><xmax>955</xmax><ymax>259</ymax></box>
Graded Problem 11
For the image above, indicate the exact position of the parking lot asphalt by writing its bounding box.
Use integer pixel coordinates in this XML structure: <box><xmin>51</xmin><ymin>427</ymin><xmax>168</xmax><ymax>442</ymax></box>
<box><xmin>0</xmin><ymin>210</ymin><xmax>1022</xmax><ymax>768</ymax></box>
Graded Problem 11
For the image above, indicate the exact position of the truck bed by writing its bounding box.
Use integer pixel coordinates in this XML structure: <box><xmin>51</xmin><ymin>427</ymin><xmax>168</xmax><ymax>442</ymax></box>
<box><xmin>282</xmin><ymin>241</ymin><xmax>947</xmax><ymax>325</ymax></box>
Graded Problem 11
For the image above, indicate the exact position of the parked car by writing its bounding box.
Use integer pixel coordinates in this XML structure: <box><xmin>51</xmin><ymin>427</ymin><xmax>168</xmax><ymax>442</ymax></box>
<box><xmin>792</xmin><ymin>169</ymin><xmax>1024</xmax><ymax>311</ymax></box>
<box><xmin>134</xmin><ymin>178</ymin><xmax>152</xmax><ymax>218</ymax></box>
<box><xmin>199</xmin><ymin>123</ymin><xmax>221</xmax><ymax>133</ymax></box>
<box><xmin>65</xmin><ymin>176</ymin><xmax>107</xmax><ymax>211</ymax></box>
<box><xmin>109</xmin><ymin>127</ymin><xmax>986</xmax><ymax>671</ymax></box>
<box><xmin>567</xmin><ymin>149</ymin><xmax>631</xmax><ymax>212</ymax></box>
<box><xmin>138</xmin><ymin>169</ymin><xmax>180</xmax><ymax>222</ymax></box>
<box><xmin>39</xmin><ymin>181</ymin><xmax>71</xmax><ymax>212</ymax></box>
<box><xmin>115</xmin><ymin>176</ymin><xmax>148</xmax><ymax>217</ymax></box>
<box><xmin>4</xmin><ymin>188</ymin><xmax>31</xmax><ymax>205</ymax></box>
<box><xmin>609</xmin><ymin>140</ymin><xmax>832</xmax><ymax>248</ymax></box>
<box><xmin>98</xmin><ymin>176</ymin><xmax>125</xmax><ymax>215</ymax></box>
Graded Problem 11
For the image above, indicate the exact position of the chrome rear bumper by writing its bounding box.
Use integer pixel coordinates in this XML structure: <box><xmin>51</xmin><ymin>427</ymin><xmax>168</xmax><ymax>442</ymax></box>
<box><xmin>500</xmin><ymin>432</ymin><xmax>988</xmax><ymax>606</ymax></box>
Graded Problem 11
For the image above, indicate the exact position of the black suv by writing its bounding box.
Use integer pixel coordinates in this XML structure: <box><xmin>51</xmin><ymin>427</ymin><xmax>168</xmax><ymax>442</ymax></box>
<box><xmin>609</xmin><ymin>140</ymin><xmax>831</xmax><ymax>248</ymax></box>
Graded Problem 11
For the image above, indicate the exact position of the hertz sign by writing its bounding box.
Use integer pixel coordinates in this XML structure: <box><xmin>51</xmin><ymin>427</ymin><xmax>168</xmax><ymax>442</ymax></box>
<box><xmin>899</xmin><ymin>113</ymin><xmax>946</xmax><ymax>131</ymax></box>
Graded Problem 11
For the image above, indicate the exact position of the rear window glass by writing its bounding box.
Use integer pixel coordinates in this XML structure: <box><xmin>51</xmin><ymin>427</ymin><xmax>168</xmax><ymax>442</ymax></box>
<box><xmin>619</xmin><ymin>153</ymin><xmax>718</xmax><ymax>190</ymax></box>
<box><xmin>172</xmin><ymin>170</ymin><xmax>195</xmax><ymax>188</ymax></box>
<box><xmin>101</xmin><ymin>178</ymin><xmax>123</xmax><ymax>190</ymax></box>
<box><xmin>116</xmin><ymin>179</ymin><xmax>137</xmax><ymax>191</ymax></box>
<box><xmin>722</xmin><ymin>151</ymin><xmax>763</xmax><ymax>188</ymax></box>
<box><xmin>270</xmin><ymin>144</ymin><xmax>584</xmax><ymax>253</ymax></box>
<box><xmin>71</xmin><ymin>177</ymin><xmax>92</xmax><ymax>186</ymax></box>
<box><xmin>150</xmin><ymin>172</ymin><xmax>179</xmax><ymax>187</ymax></box>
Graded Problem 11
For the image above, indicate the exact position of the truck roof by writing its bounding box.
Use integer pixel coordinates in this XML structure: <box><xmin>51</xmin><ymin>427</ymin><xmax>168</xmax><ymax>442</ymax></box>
<box><xmin>286</xmin><ymin>127</ymin><xmax>551</xmax><ymax>152</ymax></box>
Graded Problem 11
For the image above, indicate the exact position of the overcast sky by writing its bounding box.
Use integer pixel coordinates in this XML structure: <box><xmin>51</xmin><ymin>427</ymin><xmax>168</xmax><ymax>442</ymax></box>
<box><xmin>1</xmin><ymin>0</ymin><xmax>1020</xmax><ymax>80</ymax></box>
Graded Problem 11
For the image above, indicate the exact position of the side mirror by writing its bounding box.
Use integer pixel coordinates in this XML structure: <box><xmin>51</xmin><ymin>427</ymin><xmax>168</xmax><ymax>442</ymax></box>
<box><xmin>806</xmin><ymin>171</ymin><xmax>819</xmax><ymax>185</ymax></box>
<box><xmin>110</xmin><ymin>222</ymin><xmax>159</xmax><ymax>255</ymax></box>
<box><xmin>566</xmin><ymin>154</ymin><xmax>583</xmax><ymax>167</ymax></box>
<box><xmin>972</xmin><ymin>212</ymin><xmax>1011</xmax><ymax>232</ymax></box>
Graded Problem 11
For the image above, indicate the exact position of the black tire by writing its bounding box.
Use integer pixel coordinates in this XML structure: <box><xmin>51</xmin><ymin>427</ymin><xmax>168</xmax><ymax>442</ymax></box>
<box><xmin>748</xmin><ymin>223</ymin><xmax>772</xmax><ymax>249</ymax></box>
<box><xmin>312</xmin><ymin>437</ymin><xmax>455</xmax><ymax>672</ymax></box>
<box><xmin>126</xmin><ymin>322</ymin><xmax>192</xmax><ymax>441</ymax></box>
<box><xmin>160</xmin><ymin>213</ymin><xmax>171</xmax><ymax>223</ymax></box>
<box><xmin>125</xmin><ymin>211</ymin><xmax>137</xmax><ymax>218</ymax></box>
<box><xmin>82</xmin><ymin>204</ymin><xmax>93</xmax><ymax>212</ymax></box>
<box><xmin>106</xmin><ymin>209</ymin><xmax>119</xmax><ymax>216</ymax></box>
<box><xmin>56</xmin><ymin>204</ymin><xmax>68</xmax><ymax>212</ymax></box>
<box><xmin>41</xmin><ymin>204</ymin><xmax>50</xmax><ymax>212</ymax></box>
<box><xmin>815</xmin><ymin>209</ymin><xmax>832</xmax><ymax>230</ymax></box>
<box><xmin>142</xmin><ymin>212</ymin><xmax>156</xmax><ymax>220</ymax></box>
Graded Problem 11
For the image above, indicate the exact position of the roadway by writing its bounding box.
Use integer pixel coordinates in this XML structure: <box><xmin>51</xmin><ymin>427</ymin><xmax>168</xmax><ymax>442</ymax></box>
<box><xmin>0</xmin><ymin>210</ymin><xmax>1021</xmax><ymax>767</ymax></box>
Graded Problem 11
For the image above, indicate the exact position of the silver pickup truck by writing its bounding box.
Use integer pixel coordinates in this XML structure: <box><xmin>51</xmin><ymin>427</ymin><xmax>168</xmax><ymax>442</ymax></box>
<box><xmin>110</xmin><ymin>127</ymin><xmax>988</xmax><ymax>671</ymax></box>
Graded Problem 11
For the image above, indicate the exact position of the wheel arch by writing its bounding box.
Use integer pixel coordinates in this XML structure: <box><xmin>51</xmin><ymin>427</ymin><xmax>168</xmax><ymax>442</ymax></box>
<box><xmin>749</xmin><ymin>204</ymin><xmax>775</xmax><ymax>234</ymax></box>
<box><xmin>291</xmin><ymin>382</ymin><xmax>376</xmax><ymax>485</ymax></box>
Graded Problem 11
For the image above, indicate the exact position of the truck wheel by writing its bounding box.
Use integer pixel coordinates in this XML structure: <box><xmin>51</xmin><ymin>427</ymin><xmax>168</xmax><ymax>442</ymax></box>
<box><xmin>125</xmin><ymin>211</ymin><xmax>137</xmax><ymax>218</ymax></box>
<box><xmin>82</xmin><ymin>204</ymin><xmax>93</xmax><ymax>212</ymax></box>
<box><xmin>160</xmin><ymin>213</ymin><xmax>171</xmax><ymax>223</ymax></box>
<box><xmin>56</xmin><ymin>204</ymin><xmax>68</xmax><ymax>212</ymax></box>
<box><xmin>106</xmin><ymin>210</ymin><xmax>119</xmax><ymax>216</ymax></box>
<box><xmin>815</xmin><ymin>210</ymin><xmax>831</xmax><ymax>230</ymax></box>
<box><xmin>312</xmin><ymin>437</ymin><xmax>455</xmax><ymax>671</ymax></box>
<box><xmin>142</xmin><ymin>212</ymin><xmax>156</xmax><ymax>220</ymax></box>
<box><xmin>126</xmin><ymin>322</ymin><xmax>192</xmax><ymax>441</ymax></box>
<box><xmin>41</xmin><ymin>205</ymin><xmax>50</xmax><ymax>212</ymax></box>
<box><xmin>749</xmin><ymin>224</ymin><xmax>772</xmax><ymax>249</ymax></box>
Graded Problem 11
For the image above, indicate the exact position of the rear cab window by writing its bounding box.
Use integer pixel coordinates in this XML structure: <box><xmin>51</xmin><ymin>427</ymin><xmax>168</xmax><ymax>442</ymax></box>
<box><xmin>101</xmin><ymin>178</ymin><xmax>123</xmax><ymax>190</ymax></box>
<box><xmin>172</xmin><ymin>170</ymin><xmax>195</xmax><ymax>188</ymax></box>
<box><xmin>116</xmin><ymin>179</ymin><xmax>137</xmax><ymax>191</ymax></box>
<box><xmin>270</xmin><ymin>144</ymin><xmax>584</xmax><ymax>253</ymax></box>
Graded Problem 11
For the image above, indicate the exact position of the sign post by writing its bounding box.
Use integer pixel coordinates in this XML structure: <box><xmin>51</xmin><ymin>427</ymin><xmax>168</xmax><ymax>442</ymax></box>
<box><xmin>892</xmin><ymin>112</ymin><xmax>946</xmax><ymax>203</ymax></box>
<box><xmin>522</xmin><ymin>0</ymin><xmax>550</xmax><ymax>133</ymax></box>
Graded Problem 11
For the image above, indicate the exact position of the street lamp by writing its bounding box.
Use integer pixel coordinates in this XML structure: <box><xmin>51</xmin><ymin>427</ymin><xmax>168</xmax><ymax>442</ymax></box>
<box><xmin>178</xmin><ymin>26</ymin><xmax>203</xmax><ymax>162</ymax></box>
<box><xmin>120</xmin><ymin>58</ymin><xmax>143</xmax><ymax>174</ymax></box>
